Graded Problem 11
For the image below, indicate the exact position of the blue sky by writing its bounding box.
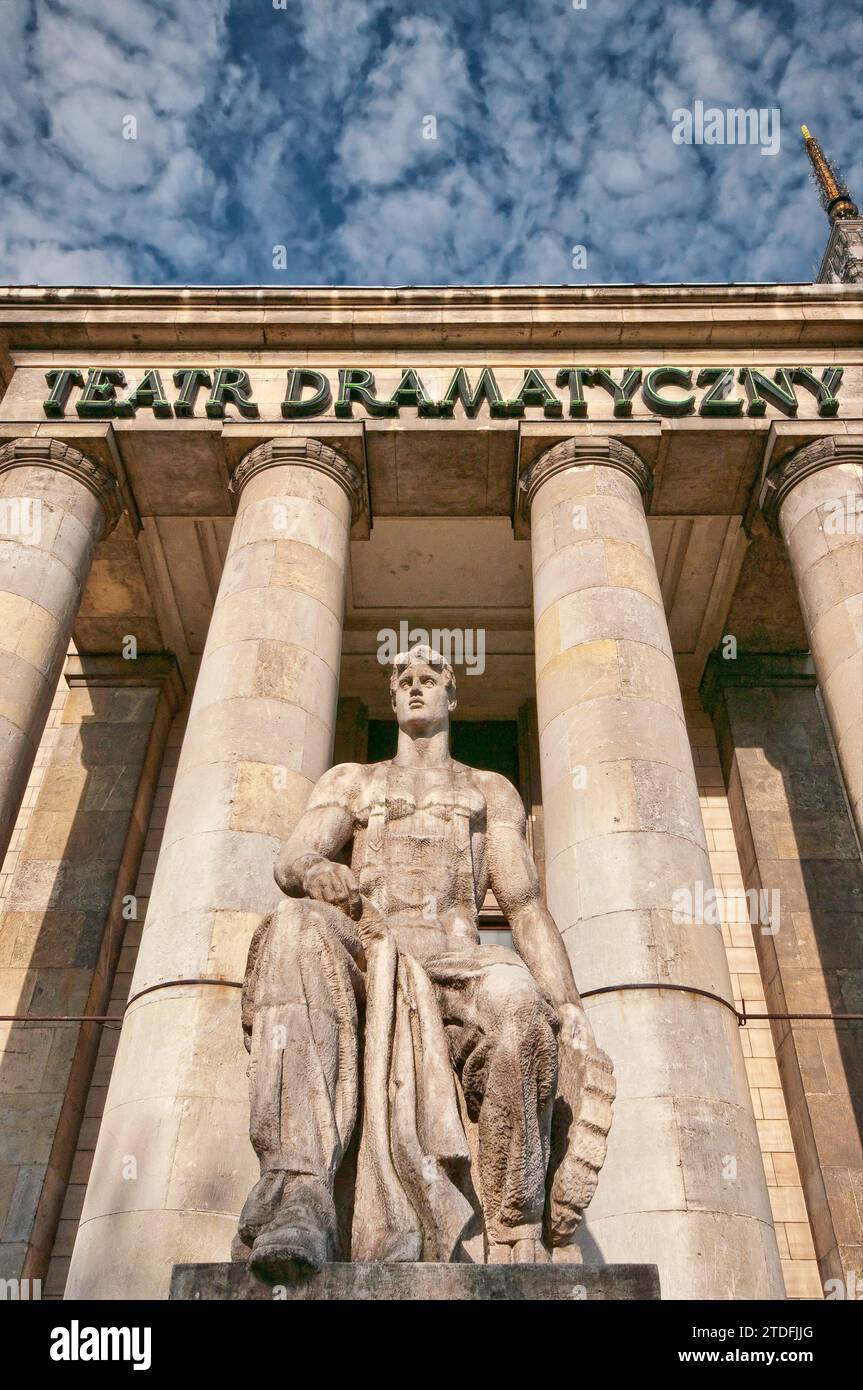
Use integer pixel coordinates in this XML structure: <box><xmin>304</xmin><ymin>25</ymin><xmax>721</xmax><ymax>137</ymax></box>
<box><xmin>1</xmin><ymin>0</ymin><xmax>861</xmax><ymax>286</ymax></box>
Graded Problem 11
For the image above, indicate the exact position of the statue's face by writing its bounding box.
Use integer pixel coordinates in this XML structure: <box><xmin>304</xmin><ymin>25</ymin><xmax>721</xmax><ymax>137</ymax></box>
<box><xmin>391</xmin><ymin>661</ymin><xmax>455</xmax><ymax>733</ymax></box>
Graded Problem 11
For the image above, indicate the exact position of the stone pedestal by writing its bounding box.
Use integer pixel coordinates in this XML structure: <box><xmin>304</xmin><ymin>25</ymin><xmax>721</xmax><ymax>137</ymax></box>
<box><xmin>65</xmin><ymin>439</ymin><xmax>363</xmax><ymax>1300</ymax></box>
<box><xmin>170</xmin><ymin>1261</ymin><xmax>661</xmax><ymax>1301</ymax></box>
<box><xmin>0</xmin><ymin>439</ymin><xmax>122</xmax><ymax>865</ymax></box>
<box><xmin>522</xmin><ymin>437</ymin><xmax>784</xmax><ymax>1301</ymax></box>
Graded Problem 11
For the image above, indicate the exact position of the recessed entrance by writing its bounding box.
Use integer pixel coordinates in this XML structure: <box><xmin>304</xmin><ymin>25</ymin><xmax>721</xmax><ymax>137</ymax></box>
<box><xmin>367</xmin><ymin>717</ymin><xmax>520</xmax><ymax>790</ymax></box>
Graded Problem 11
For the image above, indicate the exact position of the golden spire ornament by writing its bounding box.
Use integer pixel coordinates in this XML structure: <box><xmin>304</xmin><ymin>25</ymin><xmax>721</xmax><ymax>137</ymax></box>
<box><xmin>802</xmin><ymin>125</ymin><xmax>859</xmax><ymax>221</ymax></box>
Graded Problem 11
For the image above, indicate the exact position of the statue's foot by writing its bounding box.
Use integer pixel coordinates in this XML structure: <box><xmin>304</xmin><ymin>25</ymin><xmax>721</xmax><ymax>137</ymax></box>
<box><xmin>238</xmin><ymin>1168</ymin><xmax>287</xmax><ymax>1249</ymax></box>
<box><xmin>248</xmin><ymin>1176</ymin><xmax>336</xmax><ymax>1285</ymax></box>
<box><xmin>487</xmin><ymin>1235</ymin><xmax>551</xmax><ymax>1265</ymax></box>
<box><xmin>249</xmin><ymin>1222</ymin><xmax>332</xmax><ymax>1284</ymax></box>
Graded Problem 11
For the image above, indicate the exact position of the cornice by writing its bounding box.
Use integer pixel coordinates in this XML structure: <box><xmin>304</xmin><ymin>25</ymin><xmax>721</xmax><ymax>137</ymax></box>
<box><xmin>0</xmin><ymin>283</ymin><xmax>859</xmax><ymax>352</ymax></box>
<box><xmin>0</xmin><ymin>283</ymin><xmax>858</xmax><ymax>305</ymax></box>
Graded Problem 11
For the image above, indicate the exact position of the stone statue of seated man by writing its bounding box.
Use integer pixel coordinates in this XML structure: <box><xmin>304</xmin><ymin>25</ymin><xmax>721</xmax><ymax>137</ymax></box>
<box><xmin>235</xmin><ymin>645</ymin><xmax>614</xmax><ymax>1282</ymax></box>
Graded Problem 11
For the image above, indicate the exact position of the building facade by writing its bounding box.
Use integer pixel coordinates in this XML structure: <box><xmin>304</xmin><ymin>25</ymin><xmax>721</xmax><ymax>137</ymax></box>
<box><xmin>0</xmin><ymin>283</ymin><xmax>860</xmax><ymax>1301</ymax></box>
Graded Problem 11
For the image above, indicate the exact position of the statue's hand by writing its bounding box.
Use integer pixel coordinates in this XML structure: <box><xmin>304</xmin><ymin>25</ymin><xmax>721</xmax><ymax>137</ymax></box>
<box><xmin>556</xmin><ymin>1001</ymin><xmax>595</xmax><ymax>1057</ymax></box>
<box><xmin>546</xmin><ymin>1000</ymin><xmax>616</xmax><ymax>1248</ymax></box>
<box><xmin>302</xmin><ymin>858</ymin><xmax>362</xmax><ymax>920</ymax></box>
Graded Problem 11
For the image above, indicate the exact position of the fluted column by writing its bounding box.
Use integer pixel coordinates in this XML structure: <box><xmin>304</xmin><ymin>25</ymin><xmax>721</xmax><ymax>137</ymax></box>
<box><xmin>761</xmin><ymin>436</ymin><xmax>863</xmax><ymax>844</ymax></box>
<box><xmin>66</xmin><ymin>438</ymin><xmax>361</xmax><ymax>1299</ymax></box>
<box><xmin>523</xmin><ymin>437</ymin><xmax>783</xmax><ymax>1300</ymax></box>
<box><xmin>0</xmin><ymin>439</ymin><xmax>122</xmax><ymax>864</ymax></box>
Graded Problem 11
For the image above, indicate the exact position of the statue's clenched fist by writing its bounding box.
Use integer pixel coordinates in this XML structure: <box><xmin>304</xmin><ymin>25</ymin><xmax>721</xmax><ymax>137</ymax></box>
<box><xmin>301</xmin><ymin>857</ymin><xmax>362</xmax><ymax>920</ymax></box>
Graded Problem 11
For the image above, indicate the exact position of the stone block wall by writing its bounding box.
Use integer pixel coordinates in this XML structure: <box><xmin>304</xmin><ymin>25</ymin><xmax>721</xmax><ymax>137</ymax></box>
<box><xmin>704</xmin><ymin>662</ymin><xmax>863</xmax><ymax>1294</ymax></box>
<box><xmin>0</xmin><ymin>648</ymin><xmax>181</xmax><ymax>1289</ymax></box>
<box><xmin>0</xmin><ymin>670</ymin><xmax>68</xmax><ymax>1277</ymax></box>
<box><xmin>683</xmin><ymin>693</ymin><xmax>822</xmax><ymax>1300</ymax></box>
<box><xmin>41</xmin><ymin>702</ymin><xmax>188</xmax><ymax>1298</ymax></box>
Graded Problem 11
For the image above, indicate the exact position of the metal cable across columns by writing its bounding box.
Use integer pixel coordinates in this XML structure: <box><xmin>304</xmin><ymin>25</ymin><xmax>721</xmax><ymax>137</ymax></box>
<box><xmin>0</xmin><ymin>438</ymin><xmax>122</xmax><ymax>865</ymax></box>
<box><xmin>65</xmin><ymin>437</ymin><xmax>361</xmax><ymax>1299</ymax></box>
<box><xmin>760</xmin><ymin>436</ymin><xmax>863</xmax><ymax>845</ymax></box>
<box><xmin>522</xmin><ymin>435</ymin><xmax>785</xmax><ymax>1299</ymax></box>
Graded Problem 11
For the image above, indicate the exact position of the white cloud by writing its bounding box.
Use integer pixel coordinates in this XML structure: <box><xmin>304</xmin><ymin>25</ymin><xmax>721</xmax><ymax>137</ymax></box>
<box><xmin>0</xmin><ymin>0</ymin><xmax>859</xmax><ymax>285</ymax></box>
<box><xmin>336</xmin><ymin>17</ymin><xmax>475</xmax><ymax>190</ymax></box>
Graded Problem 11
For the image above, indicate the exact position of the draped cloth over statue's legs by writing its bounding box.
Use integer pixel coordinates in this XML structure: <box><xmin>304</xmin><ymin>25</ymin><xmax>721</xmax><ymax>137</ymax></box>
<box><xmin>239</xmin><ymin>900</ymin><xmax>561</xmax><ymax>1261</ymax></box>
<box><xmin>238</xmin><ymin>898</ymin><xmax>364</xmax><ymax>1249</ymax></box>
<box><xmin>426</xmin><ymin>945</ymin><xmax>559</xmax><ymax>1252</ymax></box>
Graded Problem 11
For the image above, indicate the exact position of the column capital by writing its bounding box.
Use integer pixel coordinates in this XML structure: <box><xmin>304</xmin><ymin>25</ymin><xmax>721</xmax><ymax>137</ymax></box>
<box><xmin>0</xmin><ymin>436</ymin><xmax>123</xmax><ymax>535</ymax></box>
<box><xmin>518</xmin><ymin>435</ymin><xmax>652</xmax><ymax>518</ymax></box>
<box><xmin>230</xmin><ymin>436</ymin><xmax>365</xmax><ymax>521</ymax></box>
<box><xmin>759</xmin><ymin>434</ymin><xmax>863</xmax><ymax>533</ymax></box>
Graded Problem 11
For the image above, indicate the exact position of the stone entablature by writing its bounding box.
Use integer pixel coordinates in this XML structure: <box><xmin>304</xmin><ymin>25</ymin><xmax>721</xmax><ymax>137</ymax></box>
<box><xmin>1</xmin><ymin>283</ymin><xmax>861</xmax><ymax>352</ymax></box>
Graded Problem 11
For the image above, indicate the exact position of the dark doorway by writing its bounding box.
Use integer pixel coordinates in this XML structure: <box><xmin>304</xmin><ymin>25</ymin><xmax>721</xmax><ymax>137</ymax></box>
<box><xmin>367</xmin><ymin>718</ymin><xmax>520</xmax><ymax>791</ymax></box>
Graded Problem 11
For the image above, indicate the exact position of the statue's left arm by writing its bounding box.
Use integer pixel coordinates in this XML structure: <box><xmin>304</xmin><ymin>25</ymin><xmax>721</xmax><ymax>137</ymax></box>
<box><xmin>482</xmin><ymin>772</ymin><xmax>594</xmax><ymax>1049</ymax></box>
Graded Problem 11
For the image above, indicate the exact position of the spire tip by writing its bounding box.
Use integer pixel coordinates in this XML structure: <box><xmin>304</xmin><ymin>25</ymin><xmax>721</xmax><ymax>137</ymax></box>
<box><xmin>802</xmin><ymin>125</ymin><xmax>858</xmax><ymax>222</ymax></box>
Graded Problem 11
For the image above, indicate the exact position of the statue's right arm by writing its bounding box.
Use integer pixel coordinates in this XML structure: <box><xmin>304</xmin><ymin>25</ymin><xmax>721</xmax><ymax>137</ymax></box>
<box><xmin>273</xmin><ymin>763</ymin><xmax>364</xmax><ymax>917</ymax></box>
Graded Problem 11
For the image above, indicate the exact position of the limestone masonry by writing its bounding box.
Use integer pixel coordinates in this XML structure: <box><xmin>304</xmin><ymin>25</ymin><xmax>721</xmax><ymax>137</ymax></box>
<box><xmin>0</xmin><ymin>282</ymin><xmax>860</xmax><ymax>1301</ymax></box>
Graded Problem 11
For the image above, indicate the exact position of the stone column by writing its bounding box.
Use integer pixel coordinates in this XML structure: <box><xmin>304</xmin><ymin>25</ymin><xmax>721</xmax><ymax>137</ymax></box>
<box><xmin>0</xmin><ymin>439</ymin><xmax>122</xmax><ymax>865</ymax></box>
<box><xmin>760</xmin><ymin>437</ymin><xmax>863</xmax><ymax>845</ymax></box>
<box><xmin>522</xmin><ymin>437</ymin><xmax>783</xmax><ymax>1300</ymax></box>
<box><xmin>66</xmin><ymin>439</ymin><xmax>361</xmax><ymax>1299</ymax></box>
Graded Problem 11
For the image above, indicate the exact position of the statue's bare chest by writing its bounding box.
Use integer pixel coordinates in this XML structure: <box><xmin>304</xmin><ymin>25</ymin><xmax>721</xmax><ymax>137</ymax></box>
<box><xmin>353</xmin><ymin>764</ymin><xmax>487</xmax><ymax>841</ymax></box>
<box><xmin>351</xmin><ymin>762</ymin><xmax>488</xmax><ymax>918</ymax></box>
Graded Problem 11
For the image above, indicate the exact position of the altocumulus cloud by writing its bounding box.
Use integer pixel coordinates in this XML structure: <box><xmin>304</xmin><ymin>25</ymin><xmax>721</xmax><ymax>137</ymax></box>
<box><xmin>0</xmin><ymin>0</ymin><xmax>860</xmax><ymax>286</ymax></box>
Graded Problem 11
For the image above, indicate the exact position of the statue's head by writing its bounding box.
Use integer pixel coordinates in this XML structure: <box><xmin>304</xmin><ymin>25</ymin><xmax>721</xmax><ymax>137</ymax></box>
<box><xmin>390</xmin><ymin>645</ymin><xmax>457</xmax><ymax>734</ymax></box>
